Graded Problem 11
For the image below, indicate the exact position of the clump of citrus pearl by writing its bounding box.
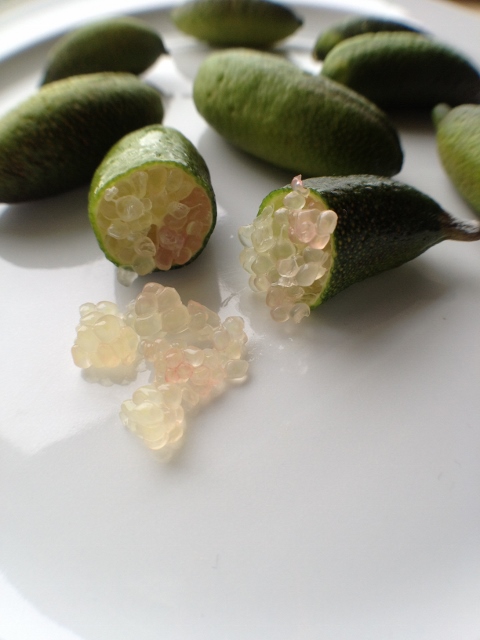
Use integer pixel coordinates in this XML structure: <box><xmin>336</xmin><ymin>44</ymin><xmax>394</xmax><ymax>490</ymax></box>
<box><xmin>72</xmin><ymin>284</ymin><xmax>249</xmax><ymax>455</ymax></box>
<box><xmin>71</xmin><ymin>301</ymin><xmax>140</xmax><ymax>370</ymax></box>
<box><xmin>238</xmin><ymin>176</ymin><xmax>338</xmax><ymax>323</ymax></box>
<box><xmin>95</xmin><ymin>166</ymin><xmax>213</xmax><ymax>281</ymax></box>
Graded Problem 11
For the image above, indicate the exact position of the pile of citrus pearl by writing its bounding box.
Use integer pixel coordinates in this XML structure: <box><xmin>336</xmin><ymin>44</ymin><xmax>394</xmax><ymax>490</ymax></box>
<box><xmin>95</xmin><ymin>165</ymin><xmax>213</xmax><ymax>278</ymax></box>
<box><xmin>238</xmin><ymin>176</ymin><xmax>338</xmax><ymax>323</ymax></box>
<box><xmin>72</xmin><ymin>283</ymin><xmax>249</xmax><ymax>454</ymax></box>
<box><xmin>71</xmin><ymin>301</ymin><xmax>140</xmax><ymax>372</ymax></box>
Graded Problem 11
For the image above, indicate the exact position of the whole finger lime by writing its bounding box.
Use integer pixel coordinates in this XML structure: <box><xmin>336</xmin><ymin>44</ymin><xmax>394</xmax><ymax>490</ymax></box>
<box><xmin>41</xmin><ymin>17</ymin><xmax>167</xmax><ymax>85</ymax></box>
<box><xmin>193</xmin><ymin>48</ymin><xmax>403</xmax><ymax>178</ymax></box>
<box><xmin>0</xmin><ymin>72</ymin><xmax>164</xmax><ymax>203</ymax></box>
<box><xmin>171</xmin><ymin>0</ymin><xmax>302</xmax><ymax>48</ymax></box>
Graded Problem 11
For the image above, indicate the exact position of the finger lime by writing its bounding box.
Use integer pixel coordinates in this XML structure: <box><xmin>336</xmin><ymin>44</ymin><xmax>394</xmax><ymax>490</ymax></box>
<box><xmin>321</xmin><ymin>32</ymin><xmax>480</xmax><ymax>110</ymax></box>
<box><xmin>89</xmin><ymin>125</ymin><xmax>216</xmax><ymax>277</ymax></box>
<box><xmin>193</xmin><ymin>49</ymin><xmax>403</xmax><ymax>178</ymax></box>
<box><xmin>433</xmin><ymin>103</ymin><xmax>480</xmax><ymax>216</ymax></box>
<box><xmin>313</xmin><ymin>16</ymin><xmax>423</xmax><ymax>60</ymax></box>
<box><xmin>239</xmin><ymin>174</ymin><xmax>480</xmax><ymax>322</ymax></box>
<box><xmin>0</xmin><ymin>73</ymin><xmax>164</xmax><ymax>203</ymax></box>
<box><xmin>171</xmin><ymin>0</ymin><xmax>302</xmax><ymax>48</ymax></box>
<box><xmin>41</xmin><ymin>17</ymin><xmax>167</xmax><ymax>85</ymax></box>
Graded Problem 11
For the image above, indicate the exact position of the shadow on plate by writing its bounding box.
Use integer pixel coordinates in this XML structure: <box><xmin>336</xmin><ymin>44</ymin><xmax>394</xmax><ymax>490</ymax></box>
<box><xmin>0</xmin><ymin>185</ymin><xmax>103</xmax><ymax>268</ymax></box>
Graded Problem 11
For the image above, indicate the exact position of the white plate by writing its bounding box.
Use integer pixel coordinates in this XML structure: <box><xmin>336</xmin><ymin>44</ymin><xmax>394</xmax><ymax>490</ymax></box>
<box><xmin>1</xmin><ymin>2</ymin><xmax>479</xmax><ymax>639</ymax></box>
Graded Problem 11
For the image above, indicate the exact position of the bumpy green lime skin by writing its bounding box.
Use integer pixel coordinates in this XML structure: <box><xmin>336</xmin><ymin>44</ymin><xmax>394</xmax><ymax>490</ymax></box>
<box><xmin>313</xmin><ymin>16</ymin><xmax>423</xmax><ymax>60</ymax></box>
<box><xmin>89</xmin><ymin>124</ymin><xmax>217</xmax><ymax>270</ymax></box>
<box><xmin>321</xmin><ymin>32</ymin><xmax>480</xmax><ymax>110</ymax></box>
<box><xmin>307</xmin><ymin>176</ymin><xmax>453</xmax><ymax>305</ymax></box>
<box><xmin>0</xmin><ymin>73</ymin><xmax>164</xmax><ymax>203</ymax></box>
<box><xmin>171</xmin><ymin>0</ymin><xmax>302</xmax><ymax>48</ymax></box>
<box><xmin>433</xmin><ymin>103</ymin><xmax>480</xmax><ymax>216</ymax></box>
<box><xmin>41</xmin><ymin>17</ymin><xmax>167</xmax><ymax>85</ymax></box>
<box><xmin>193</xmin><ymin>49</ymin><xmax>403</xmax><ymax>178</ymax></box>
<box><xmin>258</xmin><ymin>175</ymin><xmax>479</xmax><ymax>307</ymax></box>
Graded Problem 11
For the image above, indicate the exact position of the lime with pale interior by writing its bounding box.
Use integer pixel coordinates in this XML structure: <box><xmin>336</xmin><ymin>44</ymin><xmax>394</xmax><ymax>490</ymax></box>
<box><xmin>89</xmin><ymin>125</ymin><xmax>216</xmax><ymax>279</ymax></box>
<box><xmin>239</xmin><ymin>174</ymin><xmax>480</xmax><ymax>323</ymax></box>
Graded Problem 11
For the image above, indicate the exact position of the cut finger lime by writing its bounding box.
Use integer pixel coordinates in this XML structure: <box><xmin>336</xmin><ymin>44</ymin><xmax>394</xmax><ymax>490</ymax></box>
<box><xmin>89</xmin><ymin>125</ymin><xmax>217</xmax><ymax>278</ymax></box>
<box><xmin>239</xmin><ymin>174</ymin><xmax>480</xmax><ymax>323</ymax></box>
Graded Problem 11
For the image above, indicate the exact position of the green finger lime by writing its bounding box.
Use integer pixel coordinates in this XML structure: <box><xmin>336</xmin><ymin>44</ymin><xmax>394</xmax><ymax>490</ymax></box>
<box><xmin>320</xmin><ymin>32</ymin><xmax>480</xmax><ymax>109</ymax></box>
<box><xmin>193</xmin><ymin>49</ymin><xmax>403</xmax><ymax>178</ymax></box>
<box><xmin>433</xmin><ymin>103</ymin><xmax>480</xmax><ymax>216</ymax></box>
<box><xmin>89</xmin><ymin>125</ymin><xmax>216</xmax><ymax>277</ymax></box>
<box><xmin>238</xmin><ymin>174</ymin><xmax>480</xmax><ymax>323</ymax></box>
<box><xmin>171</xmin><ymin>0</ymin><xmax>302</xmax><ymax>48</ymax></box>
<box><xmin>0</xmin><ymin>73</ymin><xmax>164</xmax><ymax>203</ymax></box>
<box><xmin>313</xmin><ymin>15</ymin><xmax>424</xmax><ymax>60</ymax></box>
<box><xmin>41</xmin><ymin>17</ymin><xmax>167</xmax><ymax>85</ymax></box>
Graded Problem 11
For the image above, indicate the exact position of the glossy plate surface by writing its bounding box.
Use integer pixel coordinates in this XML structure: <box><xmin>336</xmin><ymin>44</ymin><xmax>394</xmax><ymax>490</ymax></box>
<box><xmin>0</xmin><ymin>1</ymin><xmax>479</xmax><ymax>639</ymax></box>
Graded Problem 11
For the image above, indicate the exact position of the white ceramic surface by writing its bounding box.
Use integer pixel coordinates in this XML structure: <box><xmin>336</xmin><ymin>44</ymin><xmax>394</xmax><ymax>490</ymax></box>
<box><xmin>0</xmin><ymin>1</ymin><xmax>479</xmax><ymax>639</ymax></box>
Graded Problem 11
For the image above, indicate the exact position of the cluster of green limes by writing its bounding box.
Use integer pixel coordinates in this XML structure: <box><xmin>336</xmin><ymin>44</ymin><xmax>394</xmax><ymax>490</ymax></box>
<box><xmin>0</xmin><ymin>0</ymin><xmax>478</xmax><ymax>314</ymax></box>
<box><xmin>313</xmin><ymin>15</ymin><xmax>480</xmax><ymax>219</ymax></box>
<box><xmin>0</xmin><ymin>13</ymin><xmax>220</xmax><ymax>278</ymax></box>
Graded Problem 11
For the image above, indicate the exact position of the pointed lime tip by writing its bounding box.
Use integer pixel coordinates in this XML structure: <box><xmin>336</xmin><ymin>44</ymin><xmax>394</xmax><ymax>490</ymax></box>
<box><xmin>444</xmin><ymin>218</ymin><xmax>480</xmax><ymax>242</ymax></box>
<box><xmin>432</xmin><ymin>103</ymin><xmax>451</xmax><ymax>129</ymax></box>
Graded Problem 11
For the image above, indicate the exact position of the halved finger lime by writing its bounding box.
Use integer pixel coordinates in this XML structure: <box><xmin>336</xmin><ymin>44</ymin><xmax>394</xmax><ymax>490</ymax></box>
<box><xmin>89</xmin><ymin>125</ymin><xmax>217</xmax><ymax>278</ymax></box>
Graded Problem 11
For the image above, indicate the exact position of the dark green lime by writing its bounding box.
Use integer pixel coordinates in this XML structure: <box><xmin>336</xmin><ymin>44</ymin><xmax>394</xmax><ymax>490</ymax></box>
<box><xmin>42</xmin><ymin>17</ymin><xmax>167</xmax><ymax>85</ymax></box>
<box><xmin>321</xmin><ymin>32</ymin><xmax>480</xmax><ymax>109</ymax></box>
<box><xmin>0</xmin><ymin>73</ymin><xmax>164</xmax><ymax>203</ymax></box>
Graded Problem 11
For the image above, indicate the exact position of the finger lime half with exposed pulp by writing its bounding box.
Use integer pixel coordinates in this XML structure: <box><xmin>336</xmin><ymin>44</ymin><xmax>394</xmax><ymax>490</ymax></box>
<box><xmin>89</xmin><ymin>125</ymin><xmax>216</xmax><ymax>280</ymax></box>
<box><xmin>239</xmin><ymin>174</ymin><xmax>480</xmax><ymax>323</ymax></box>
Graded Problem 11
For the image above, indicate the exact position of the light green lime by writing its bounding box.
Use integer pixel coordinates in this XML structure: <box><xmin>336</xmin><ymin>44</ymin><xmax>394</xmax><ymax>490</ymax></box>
<box><xmin>171</xmin><ymin>0</ymin><xmax>302</xmax><ymax>48</ymax></box>
<box><xmin>41</xmin><ymin>17</ymin><xmax>167</xmax><ymax>85</ymax></box>
<box><xmin>89</xmin><ymin>125</ymin><xmax>216</xmax><ymax>275</ymax></box>
<box><xmin>0</xmin><ymin>73</ymin><xmax>164</xmax><ymax>203</ymax></box>
<box><xmin>313</xmin><ymin>16</ymin><xmax>423</xmax><ymax>60</ymax></box>
<box><xmin>433</xmin><ymin>103</ymin><xmax>480</xmax><ymax>216</ymax></box>
<box><xmin>193</xmin><ymin>48</ymin><xmax>403</xmax><ymax>177</ymax></box>
<box><xmin>320</xmin><ymin>32</ymin><xmax>480</xmax><ymax>109</ymax></box>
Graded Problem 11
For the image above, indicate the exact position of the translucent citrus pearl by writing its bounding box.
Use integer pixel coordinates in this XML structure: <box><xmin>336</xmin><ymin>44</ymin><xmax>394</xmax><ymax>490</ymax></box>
<box><xmin>74</xmin><ymin>283</ymin><xmax>249</xmax><ymax>455</ymax></box>
<box><xmin>238</xmin><ymin>175</ymin><xmax>337</xmax><ymax>323</ymax></box>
